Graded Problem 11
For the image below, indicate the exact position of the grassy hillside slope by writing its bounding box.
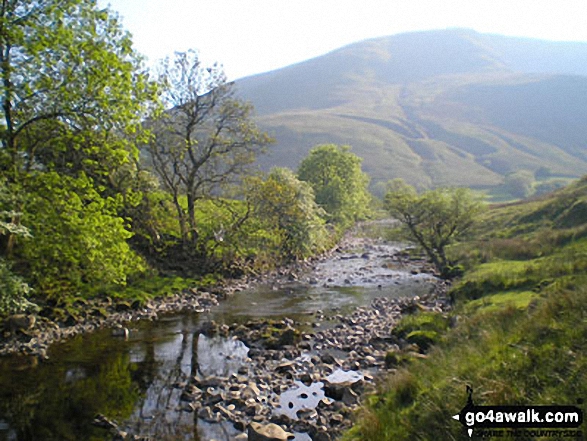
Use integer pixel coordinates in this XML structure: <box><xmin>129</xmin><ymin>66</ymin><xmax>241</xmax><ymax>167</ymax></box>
<box><xmin>236</xmin><ymin>30</ymin><xmax>587</xmax><ymax>196</ymax></box>
<box><xmin>346</xmin><ymin>177</ymin><xmax>587</xmax><ymax>440</ymax></box>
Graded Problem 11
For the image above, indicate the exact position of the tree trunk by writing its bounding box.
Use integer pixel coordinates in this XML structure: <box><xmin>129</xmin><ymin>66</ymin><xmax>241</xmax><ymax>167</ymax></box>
<box><xmin>186</xmin><ymin>194</ymin><xmax>199</xmax><ymax>247</ymax></box>
<box><xmin>171</xmin><ymin>194</ymin><xmax>189</xmax><ymax>247</ymax></box>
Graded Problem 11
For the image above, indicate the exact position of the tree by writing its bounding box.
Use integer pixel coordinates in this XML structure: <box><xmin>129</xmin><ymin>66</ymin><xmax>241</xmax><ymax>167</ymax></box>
<box><xmin>504</xmin><ymin>170</ymin><xmax>535</xmax><ymax>199</ymax></box>
<box><xmin>0</xmin><ymin>0</ymin><xmax>153</xmax><ymax>294</ymax></box>
<box><xmin>146</xmin><ymin>50</ymin><xmax>272</xmax><ymax>249</ymax></box>
<box><xmin>21</xmin><ymin>172</ymin><xmax>145</xmax><ymax>295</ymax></box>
<box><xmin>384</xmin><ymin>179</ymin><xmax>484</xmax><ymax>278</ymax></box>
<box><xmin>246</xmin><ymin>168</ymin><xmax>328</xmax><ymax>261</ymax></box>
<box><xmin>297</xmin><ymin>144</ymin><xmax>371</xmax><ymax>227</ymax></box>
<box><xmin>0</xmin><ymin>0</ymin><xmax>152</xmax><ymax>180</ymax></box>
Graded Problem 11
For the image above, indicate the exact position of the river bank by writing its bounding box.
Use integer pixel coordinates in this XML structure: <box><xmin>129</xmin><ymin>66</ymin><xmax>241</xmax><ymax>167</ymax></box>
<box><xmin>0</xmin><ymin>220</ymin><xmax>433</xmax><ymax>360</ymax></box>
<box><xmin>166</xmin><ymin>288</ymin><xmax>449</xmax><ymax>441</ymax></box>
<box><xmin>0</xmin><ymin>220</ymin><xmax>451</xmax><ymax>441</ymax></box>
<box><xmin>0</xmin><ymin>244</ymin><xmax>315</xmax><ymax>359</ymax></box>
<box><xmin>96</xmin><ymin>221</ymin><xmax>450</xmax><ymax>441</ymax></box>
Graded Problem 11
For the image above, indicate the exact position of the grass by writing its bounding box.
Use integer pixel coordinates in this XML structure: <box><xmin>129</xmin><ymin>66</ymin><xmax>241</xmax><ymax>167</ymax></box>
<box><xmin>346</xmin><ymin>176</ymin><xmax>587</xmax><ymax>441</ymax></box>
<box><xmin>463</xmin><ymin>290</ymin><xmax>538</xmax><ymax>313</ymax></box>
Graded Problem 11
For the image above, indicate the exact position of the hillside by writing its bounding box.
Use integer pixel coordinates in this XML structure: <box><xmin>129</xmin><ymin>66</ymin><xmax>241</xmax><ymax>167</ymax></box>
<box><xmin>236</xmin><ymin>29</ymin><xmax>587</xmax><ymax>197</ymax></box>
<box><xmin>346</xmin><ymin>177</ymin><xmax>587</xmax><ymax>440</ymax></box>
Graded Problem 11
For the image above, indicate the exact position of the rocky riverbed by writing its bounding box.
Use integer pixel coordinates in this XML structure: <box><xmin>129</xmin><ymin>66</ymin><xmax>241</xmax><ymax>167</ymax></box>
<box><xmin>0</xmin><ymin>220</ymin><xmax>434</xmax><ymax>360</ymax></box>
<box><xmin>1</xmin><ymin>221</ymin><xmax>451</xmax><ymax>441</ymax></box>
<box><xmin>98</xmin><ymin>223</ymin><xmax>450</xmax><ymax>441</ymax></box>
<box><xmin>174</xmin><ymin>290</ymin><xmax>448</xmax><ymax>441</ymax></box>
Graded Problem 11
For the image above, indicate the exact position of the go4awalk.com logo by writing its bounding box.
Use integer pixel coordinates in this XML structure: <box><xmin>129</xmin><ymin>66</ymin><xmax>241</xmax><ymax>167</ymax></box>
<box><xmin>452</xmin><ymin>387</ymin><xmax>584</xmax><ymax>438</ymax></box>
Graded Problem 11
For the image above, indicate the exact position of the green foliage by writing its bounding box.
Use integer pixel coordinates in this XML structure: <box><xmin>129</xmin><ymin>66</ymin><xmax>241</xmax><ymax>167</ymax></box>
<box><xmin>0</xmin><ymin>259</ymin><xmax>33</xmax><ymax>314</ymax></box>
<box><xmin>0</xmin><ymin>179</ymin><xmax>33</xmax><ymax>313</ymax></box>
<box><xmin>347</xmin><ymin>283</ymin><xmax>587</xmax><ymax>441</ymax></box>
<box><xmin>503</xmin><ymin>170</ymin><xmax>535</xmax><ymax>199</ymax></box>
<box><xmin>0</xmin><ymin>0</ymin><xmax>154</xmax><ymax>179</ymax></box>
<box><xmin>347</xmin><ymin>177</ymin><xmax>587</xmax><ymax>441</ymax></box>
<box><xmin>392</xmin><ymin>311</ymin><xmax>450</xmax><ymax>339</ymax></box>
<box><xmin>298</xmin><ymin>144</ymin><xmax>371</xmax><ymax>227</ymax></box>
<box><xmin>247</xmin><ymin>167</ymin><xmax>330</xmax><ymax>261</ymax></box>
<box><xmin>20</xmin><ymin>172</ymin><xmax>145</xmax><ymax>297</ymax></box>
<box><xmin>384</xmin><ymin>179</ymin><xmax>485</xmax><ymax>278</ymax></box>
<box><xmin>0</xmin><ymin>0</ymin><xmax>157</xmax><ymax>301</ymax></box>
<box><xmin>145</xmin><ymin>50</ymin><xmax>272</xmax><ymax>247</ymax></box>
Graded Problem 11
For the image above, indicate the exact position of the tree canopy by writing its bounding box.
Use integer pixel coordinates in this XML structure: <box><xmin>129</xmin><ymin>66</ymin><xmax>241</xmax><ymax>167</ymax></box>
<box><xmin>146</xmin><ymin>50</ymin><xmax>273</xmax><ymax>250</ymax></box>
<box><xmin>297</xmin><ymin>144</ymin><xmax>371</xmax><ymax>227</ymax></box>
<box><xmin>0</xmin><ymin>0</ymin><xmax>153</xmax><ymax>180</ymax></box>
<box><xmin>384</xmin><ymin>179</ymin><xmax>485</xmax><ymax>278</ymax></box>
<box><xmin>0</xmin><ymin>0</ymin><xmax>154</xmax><ymax>302</ymax></box>
<box><xmin>246</xmin><ymin>168</ymin><xmax>328</xmax><ymax>260</ymax></box>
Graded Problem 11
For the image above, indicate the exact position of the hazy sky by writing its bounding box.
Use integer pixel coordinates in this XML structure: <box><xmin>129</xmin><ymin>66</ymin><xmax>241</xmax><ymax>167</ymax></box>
<box><xmin>98</xmin><ymin>0</ymin><xmax>587</xmax><ymax>80</ymax></box>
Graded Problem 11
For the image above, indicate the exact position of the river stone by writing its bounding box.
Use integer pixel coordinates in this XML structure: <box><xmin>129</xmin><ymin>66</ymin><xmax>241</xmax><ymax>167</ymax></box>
<box><xmin>248</xmin><ymin>422</ymin><xmax>294</xmax><ymax>441</ymax></box>
<box><xmin>4</xmin><ymin>314</ymin><xmax>36</xmax><ymax>333</ymax></box>
<box><xmin>313</xmin><ymin>430</ymin><xmax>333</xmax><ymax>441</ymax></box>
<box><xmin>277</xmin><ymin>327</ymin><xmax>300</xmax><ymax>347</ymax></box>
<box><xmin>241</xmin><ymin>383</ymin><xmax>262</xmax><ymax>400</ymax></box>
<box><xmin>342</xmin><ymin>387</ymin><xmax>360</xmax><ymax>406</ymax></box>
<box><xmin>197</xmin><ymin>406</ymin><xmax>217</xmax><ymax>423</ymax></box>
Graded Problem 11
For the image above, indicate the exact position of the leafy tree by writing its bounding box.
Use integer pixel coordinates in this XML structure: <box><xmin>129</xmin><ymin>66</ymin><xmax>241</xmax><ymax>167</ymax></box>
<box><xmin>20</xmin><ymin>172</ymin><xmax>145</xmax><ymax>295</ymax></box>
<box><xmin>0</xmin><ymin>0</ymin><xmax>152</xmax><ymax>179</ymax></box>
<box><xmin>0</xmin><ymin>0</ymin><xmax>153</xmax><ymax>294</ymax></box>
<box><xmin>146</xmin><ymin>50</ymin><xmax>272</xmax><ymax>250</ymax></box>
<box><xmin>297</xmin><ymin>144</ymin><xmax>371</xmax><ymax>227</ymax></box>
<box><xmin>0</xmin><ymin>179</ymin><xmax>32</xmax><ymax>313</ymax></box>
<box><xmin>504</xmin><ymin>170</ymin><xmax>535</xmax><ymax>199</ymax></box>
<box><xmin>247</xmin><ymin>168</ymin><xmax>329</xmax><ymax>261</ymax></box>
<box><xmin>384</xmin><ymin>179</ymin><xmax>484</xmax><ymax>278</ymax></box>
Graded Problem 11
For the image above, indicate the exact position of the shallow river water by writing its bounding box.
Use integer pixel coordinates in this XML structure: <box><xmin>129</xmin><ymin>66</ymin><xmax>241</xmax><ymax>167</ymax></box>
<box><xmin>0</xmin><ymin>232</ymin><xmax>437</xmax><ymax>441</ymax></box>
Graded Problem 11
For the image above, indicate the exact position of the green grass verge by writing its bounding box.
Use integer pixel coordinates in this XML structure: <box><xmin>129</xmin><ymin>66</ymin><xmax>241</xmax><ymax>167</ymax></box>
<box><xmin>346</xmin><ymin>177</ymin><xmax>587</xmax><ymax>441</ymax></box>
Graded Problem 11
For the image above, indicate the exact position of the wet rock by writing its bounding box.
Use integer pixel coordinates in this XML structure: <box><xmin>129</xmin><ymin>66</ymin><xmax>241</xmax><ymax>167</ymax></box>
<box><xmin>114</xmin><ymin>302</ymin><xmax>132</xmax><ymax>312</ymax></box>
<box><xmin>214</xmin><ymin>404</ymin><xmax>236</xmax><ymax>421</ymax></box>
<box><xmin>200</xmin><ymin>321</ymin><xmax>219</xmax><ymax>337</ymax></box>
<box><xmin>342</xmin><ymin>388</ymin><xmax>360</xmax><ymax>406</ymax></box>
<box><xmin>248</xmin><ymin>422</ymin><xmax>294</xmax><ymax>441</ymax></box>
<box><xmin>263</xmin><ymin>326</ymin><xmax>301</xmax><ymax>349</ymax></box>
<box><xmin>111</xmin><ymin>327</ymin><xmax>129</xmax><ymax>338</ymax></box>
<box><xmin>313</xmin><ymin>430</ymin><xmax>333</xmax><ymax>441</ymax></box>
<box><xmin>275</xmin><ymin>361</ymin><xmax>295</xmax><ymax>374</ymax></box>
<box><xmin>197</xmin><ymin>406</ymin><xmax>217</xmax><ymax>423</ymax></box>
<box><xmin>92</xmin><ymin>413</ymin><xmax>118</xmax><ymax>430</ymax></box>
<box><xmin>4</xmin><ymin>314</ymin><xmax>36</xmax><ymax>334</ymax></box>
<box><xmin>319</xmin><ymin>353</ymin><xmax>336</xmax><ymax>365</ymax></box>
<box><xmin>241</xmin><ymin>383</ymin><xmax>262</xmax><ymax>401</ymax></box>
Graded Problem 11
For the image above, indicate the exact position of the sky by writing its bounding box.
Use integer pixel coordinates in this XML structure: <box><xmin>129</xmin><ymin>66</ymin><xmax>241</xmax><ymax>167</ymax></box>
<box><xmin>97</xmin><ymin>0</ymin><xmax>587</xmax><ymax>80</ymax></box>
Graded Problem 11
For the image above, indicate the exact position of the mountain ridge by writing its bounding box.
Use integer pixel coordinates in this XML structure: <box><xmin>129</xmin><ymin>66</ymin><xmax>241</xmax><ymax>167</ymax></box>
<box><xmin>235</xmin><ymin>29</ymin><xmax>587</xmax><ymax>197</ymax></box>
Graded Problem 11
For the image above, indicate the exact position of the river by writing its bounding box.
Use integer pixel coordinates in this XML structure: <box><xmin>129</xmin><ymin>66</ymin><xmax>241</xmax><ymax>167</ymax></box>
<box><xmin>0</xmin><ymin>222</ymin><xmax>441</xmax><ymax>441</ymax></box>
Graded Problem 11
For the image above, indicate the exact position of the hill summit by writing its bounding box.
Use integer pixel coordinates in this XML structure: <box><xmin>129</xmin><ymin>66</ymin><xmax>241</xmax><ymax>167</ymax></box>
<box><xmin>236</xmin><ymin>29</ymin><xmax>587</xmax><ymax>198</ymax></box>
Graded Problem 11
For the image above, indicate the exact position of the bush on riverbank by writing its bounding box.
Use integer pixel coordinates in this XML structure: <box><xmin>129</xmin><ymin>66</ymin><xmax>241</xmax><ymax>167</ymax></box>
<box><xmin>346</xmin><ymin>177</ymin><xmax>587</xmax><ymax>441</ymax></box>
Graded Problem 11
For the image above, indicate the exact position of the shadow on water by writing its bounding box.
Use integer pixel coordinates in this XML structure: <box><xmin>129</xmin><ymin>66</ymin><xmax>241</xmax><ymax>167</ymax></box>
<box><xmin>0</xmin><ymin>269</ymin><xmax>436</xmax><ymax>440</ymax></box>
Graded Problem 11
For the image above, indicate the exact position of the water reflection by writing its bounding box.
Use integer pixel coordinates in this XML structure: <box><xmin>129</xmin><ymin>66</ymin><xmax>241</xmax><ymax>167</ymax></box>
<box><xmin>196</xmin><ymin>335</ymin><xmax>249</xmax><ymax>378</ymax></box>
<box><xmin>0</xmin><ymin>337</ymin><xmax>140</xmax><ymax>441</ymax></box>
<box><xmin>275</xmin><ymin>381</ymin><xmax>325</xmax><ymax>420</ymax></box>
<box><xmin>0</xmin><ymin>272</ymin><xmax>434</xmax><ymax>441</ymax></box>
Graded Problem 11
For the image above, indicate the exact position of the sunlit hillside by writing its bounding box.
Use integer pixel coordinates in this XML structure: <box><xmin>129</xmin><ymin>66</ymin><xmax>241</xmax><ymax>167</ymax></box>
<box><xmin>236</xmin><ymin>29</ymin><xmax>587</xmax><ymax>198</ymax></box>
